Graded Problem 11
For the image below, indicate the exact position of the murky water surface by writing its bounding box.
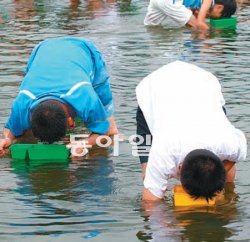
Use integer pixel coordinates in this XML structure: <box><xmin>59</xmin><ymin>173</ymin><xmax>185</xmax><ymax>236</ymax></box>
<box><xmin>0</xmin><ymin>0</ymin><xmax>250</xmax><ymax>241</ymax></box>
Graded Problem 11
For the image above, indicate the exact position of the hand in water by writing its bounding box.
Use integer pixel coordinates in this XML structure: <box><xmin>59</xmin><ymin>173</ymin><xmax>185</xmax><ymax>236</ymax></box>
<box><xmin>66</xmin><ymin>140</ymin><xmax>89</xmax><ymax>157</ymax></box>
<box><xmin>0</xmin><ymin>138</ymin><xmax>12</xmax><ymax>154</ymax></box>
<box><xmin>0</xmin><ymin>147</ymin><xmax>10</xmax><ymax>158</ymax></box>
<box><xmin>197</xmin><ymin>21</ymin><xmax>209</xmax><ymax>31</ymax></box>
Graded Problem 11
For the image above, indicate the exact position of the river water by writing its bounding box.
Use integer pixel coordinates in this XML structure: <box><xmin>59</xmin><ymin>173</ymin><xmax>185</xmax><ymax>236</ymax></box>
<box><xmin>0</xmin><ymin>0</ymin><xmax>250</xmax><ymax>241</ymax></box>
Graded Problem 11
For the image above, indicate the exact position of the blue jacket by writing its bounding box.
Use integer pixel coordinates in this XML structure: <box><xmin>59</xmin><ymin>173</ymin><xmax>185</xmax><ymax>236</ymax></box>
<box><xmin>5</xmin><ymin>37</ymin><xmax>114</xmax><ymax>136</ymax></box>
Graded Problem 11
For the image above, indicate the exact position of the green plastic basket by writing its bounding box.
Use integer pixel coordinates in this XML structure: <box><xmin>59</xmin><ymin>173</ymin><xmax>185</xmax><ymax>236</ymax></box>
<box><xmin>10</xmin><ymin>144</ymin><xmax>33</xmax><ymax>160</ymax></box>
<box><xmin>10</xmin><ymin>144</ymin><xmax>70</xmax><ymax>161</ymax></box>
<box><xmin>210</xmin><ymin>17</ymin><xmax>237</xmax><ymax>29</ymax></box>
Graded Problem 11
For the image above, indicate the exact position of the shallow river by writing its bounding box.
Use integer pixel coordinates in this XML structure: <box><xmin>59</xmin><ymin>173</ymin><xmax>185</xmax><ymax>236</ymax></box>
<box><xmin>0</xmin><ymin>0</ymin><xmax>250</xmax><ymax>241</ymax></box>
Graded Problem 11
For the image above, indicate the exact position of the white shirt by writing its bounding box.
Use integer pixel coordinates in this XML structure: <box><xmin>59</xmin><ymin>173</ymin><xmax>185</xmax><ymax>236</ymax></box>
<box><xmin>136</xmin><ymin>61</ymin><xmax>247</xmax><ymax>198</ymax></box>
<box><xmin>144</xmin><ymin>0</ymin><xmax>192</xmax><ymax>27</ymax></box>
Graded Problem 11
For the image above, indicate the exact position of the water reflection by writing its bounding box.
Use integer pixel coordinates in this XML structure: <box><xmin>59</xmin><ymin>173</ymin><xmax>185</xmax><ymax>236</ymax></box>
<box><xmin>7</xmin><ymin>148</ymin><xmax>117</xmax><ymax>237</ymax></box>
<box><xmin>70</xmin><ymin>0</ymin><xmax>81</xmax><ymax>10</ymax></box>
<box><xmin>137</xmin><ymin>184</ymin><xmax>239</xmax><ymax>242</ymax></box>
<box><xmin>11</xmin><ymin>148</ymin><xmax>115</xmax><ymax>198</ymax></box>
<box><xmin>11</xmin><ymin>0</ymin><xmax>37</xmax><ymax>20</ymax></box>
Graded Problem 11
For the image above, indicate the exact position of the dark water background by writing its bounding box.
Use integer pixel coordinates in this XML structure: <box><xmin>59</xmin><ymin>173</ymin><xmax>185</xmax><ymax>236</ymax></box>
<box><xmin>0</xmin><ymin>0</ymin><xmax>250</xmax><ymax>241</ymax></box>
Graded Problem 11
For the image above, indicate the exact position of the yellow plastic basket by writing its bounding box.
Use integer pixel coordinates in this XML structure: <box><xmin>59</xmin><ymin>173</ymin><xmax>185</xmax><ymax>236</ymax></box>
<box><xmin>173</xmin><ymin>185</ymin><xmax>216</xmax><ymax>206</ymax></box>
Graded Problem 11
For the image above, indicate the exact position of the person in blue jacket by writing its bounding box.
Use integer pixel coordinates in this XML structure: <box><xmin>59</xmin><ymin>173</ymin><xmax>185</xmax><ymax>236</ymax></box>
<box><xmin>0</xmin><ymin>37</ymin><xmax>118</xmax><ymax>152</ymax></box>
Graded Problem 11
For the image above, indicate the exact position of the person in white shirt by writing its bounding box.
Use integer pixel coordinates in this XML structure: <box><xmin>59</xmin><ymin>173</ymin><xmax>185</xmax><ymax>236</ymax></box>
<box><xmin>136</xmin><ymin>61</ymin><xmax>247</xmax><ymax>201</ymax></box>
<box><xmin>144</xmin><ymin>0</ymin><xmax>237</xmax><ymax>30</ymax></box>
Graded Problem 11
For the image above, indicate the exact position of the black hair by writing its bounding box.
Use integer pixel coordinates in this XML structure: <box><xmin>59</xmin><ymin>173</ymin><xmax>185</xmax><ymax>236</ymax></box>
<box><xmin>215</xmin><ymin>0</ymin><xmax>237</xmax><ymax>18</ymax></box>
<box><xmin>180</xmin><ymin>149</ymin><xmax>226</xmax><ymax>201</ymax></box>
<box><xmin>31</xmin><ymin>101</ymin><xmax>67</xmax><ymax>144</ymax></box>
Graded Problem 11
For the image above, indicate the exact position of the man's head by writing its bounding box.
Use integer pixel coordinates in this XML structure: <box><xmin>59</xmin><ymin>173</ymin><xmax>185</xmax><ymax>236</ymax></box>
<box><xmin>31</xmin><ymin>101</ymin><xmax>68</xmax><ymax>144</ymax></box>
<box><xmin>209</xmin><ymin>0</ymin><xmax>237</xmax><ymax>18</ymax></box>
<box><xmin>180</xmin><ymin>149</ymin><xmax>226</xmax><ymax>201</ymax></box>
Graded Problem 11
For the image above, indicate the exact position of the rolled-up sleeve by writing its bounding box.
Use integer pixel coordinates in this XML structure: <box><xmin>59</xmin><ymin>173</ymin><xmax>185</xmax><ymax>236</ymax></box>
<box><xmin>5</xmin><ymin>94</ymin><xmax>31</xmax><ymax>137</ymax></box>
<box><xmin>144</xmin><ymin>146</ymin><xmax>177</xmax><ymax>198</ymax></box>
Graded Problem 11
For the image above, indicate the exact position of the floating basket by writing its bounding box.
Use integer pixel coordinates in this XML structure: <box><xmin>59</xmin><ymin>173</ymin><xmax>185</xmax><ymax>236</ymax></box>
<box><xmin>10</xmin><ymin>144</ymin><xmax>70</xmax><ymax>161</ymax></box>
<box><xmin>210</xmin><ymin>17</ymin><xmax>237</xmax><ymax>29</ymax></box>
<box><xmin>173</xmin><ymin>185</ymin><xmax>216</xmax><ymax>206</ymax></box>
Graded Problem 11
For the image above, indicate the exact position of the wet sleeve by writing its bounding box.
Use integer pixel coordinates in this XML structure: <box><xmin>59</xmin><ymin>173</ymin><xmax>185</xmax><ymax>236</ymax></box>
<box><xmin>5</xmin><ymin>95</ymin><xmax>31</xmax><ymax>137</ymax></box>
<box><xmin>144</xmin><ymin>146</ymin><xmax>176</xmax><ymax>199</ymax></box>
<box><xmin>215</xmin><ymin>128</ymin><xmax>247</xmax><ymax>163</ymax></box>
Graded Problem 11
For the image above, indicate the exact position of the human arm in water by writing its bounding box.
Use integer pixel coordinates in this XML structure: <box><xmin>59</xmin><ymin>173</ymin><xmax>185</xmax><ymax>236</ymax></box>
<box><xmin>196</xmin><ymin>0</ymin><xmax>213</xmax><ymax>30</ymax></box>
<box><xmin>0</xmin><ymin>128</ymin><xmax>15</xmax><ymax>153</ymax></box>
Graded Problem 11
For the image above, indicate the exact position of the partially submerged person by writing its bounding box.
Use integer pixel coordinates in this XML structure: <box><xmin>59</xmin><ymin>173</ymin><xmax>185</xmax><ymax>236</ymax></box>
<box><xmin>136</xmin><ymin>61</ymin><xmax>247</xmax><ymax>201</ymax></box>
<box><xmin>144</xmin><ymin>0</ymin><xmax>237</xmax><ymax>30</ymax></box>
<box><xmin>0</xmin><ymin>37</ymin><xmax>118</xmax><ymax>153</ymax></box>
